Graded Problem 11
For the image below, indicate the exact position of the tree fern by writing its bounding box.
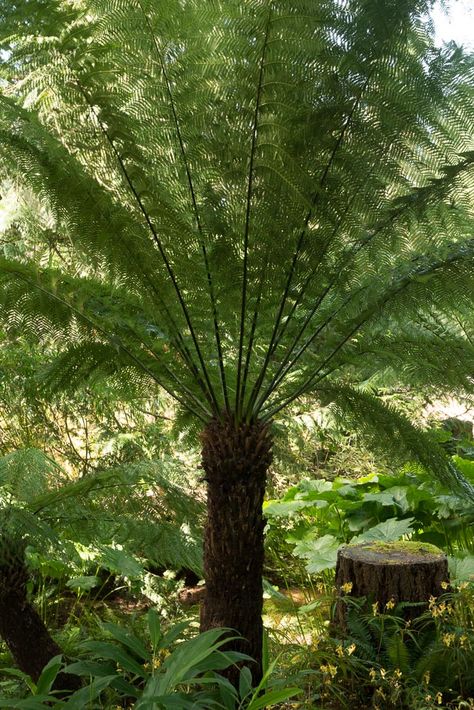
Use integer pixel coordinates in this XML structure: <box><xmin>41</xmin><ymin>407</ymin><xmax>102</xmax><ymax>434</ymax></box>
<box><xmin>0</xmin><ymin>0</ymin><xmax>473</xmax><ymax>679</ymax></box>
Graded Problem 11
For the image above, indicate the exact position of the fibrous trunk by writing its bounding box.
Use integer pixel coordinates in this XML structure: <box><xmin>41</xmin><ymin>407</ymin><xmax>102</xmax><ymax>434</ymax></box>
<box><xmin>200</xmin><ymin>417</ymin><xmax>272</xmax><ymax>685</ymax></box>
<box><xmin>0</xmin><ymin>554</ymin><xmax>81</xmax><ymax>692</ymax></box>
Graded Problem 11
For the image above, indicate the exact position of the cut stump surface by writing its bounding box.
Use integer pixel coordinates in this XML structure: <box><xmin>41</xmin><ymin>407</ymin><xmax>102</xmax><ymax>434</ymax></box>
<box><xmin>335</xmin><ymin>541</ymin><xmax>448</xmax><ymax>624</ymax></box>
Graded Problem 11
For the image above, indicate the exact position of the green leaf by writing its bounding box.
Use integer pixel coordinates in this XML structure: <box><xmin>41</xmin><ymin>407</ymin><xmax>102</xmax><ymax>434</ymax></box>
<box><xmin>135</xmin><ymin>694</ymin><xmax>197</xmax><ymax>709</ymax></box>
<box><xmin>297</xmin><ymin>479</ymin><xmax>334</xmax><ymax>495</ymax></box>
<box><xmin>294</xmin><ymin>534</ymin><xmax>340</xmax><ymax>573</ymax></box>
<box><xmin>61</xmin><ymin>675</ymin><xmax>119</xmax><ymax>709</ymax></box>
<box><xmin>297</xmin><ymin>599</ymin><xmax>324</xmax><ymax>614</ymax></box>
<box><xmin>149</xmin><ymin>629</ymin><xmax>238</xmax><ymax>696</ymax></box>
<box><xmin>239</xmin><ymin>666</ymin><xmax>253</xmax><ymax>700</ymax></box>
<box><xmin>449</xmin><ymin>555</ymin><xmax>474</xmax><ymax>582</ymax></box>
<box><xmin>363</xmin><ymin>486</ymin><xmax>410</xmax><ymax>513</ymax></box>
<box><xmin>102</xmin><ymin>622</ymin><xmax>149</xmax><ymax>661</ymax></box>
<box><xmin>147</xmin><ymin>609</ymin><xmax>162</xmax><ymax>653</ymax></box>
<box><xmin>264</xmin><ymin>499</ymin><xmax>325</xmax><ymax>516</ymax></box>
<box><xmin>35</xmin><ymin>655</ymin><xmax>62</xmax><ymax>696</ymax></box>
<box><xmin>97</xmin><ymin>546</ymin><xmax>144</xmax><ymax>578</ymax></box>
<box><xmin>66</xmin><ymin>575</ymin><xmax>100</xmax><ymax>591</ymax></box>
<box><xmin>63</xmin><ymin>659</ymin><xmax>117</xmax><ymax>677</ymax></box>
<box><xmin>159</xmin><ymin>621</ymin><xmax>189</xmax><ymax>651</ymax></box>
<box><xmin>352</xmin><ymin>517</ymin><xmax>415</xmax><ymax>544</ymax></box>
<box><xmin>80</xmin><ymin>641</ymin><xmax>145</xmax><ymax>676</ymax></box>
<box><xmin>0</xmin><ymin>697</ymin><xmax>56</xmax><ymax>709</ymax></box>
<box><xmin>247</xmin><ymin>687</ymin><xmax>302</xmax><ymax>709</ymax></box>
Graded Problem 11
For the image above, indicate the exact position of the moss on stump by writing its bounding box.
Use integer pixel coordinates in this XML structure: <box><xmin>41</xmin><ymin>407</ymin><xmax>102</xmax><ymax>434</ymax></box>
<box><xmin>335</xmin><ymin>541</ymin><xmax>449</xmax><ymax>625</ymax></box>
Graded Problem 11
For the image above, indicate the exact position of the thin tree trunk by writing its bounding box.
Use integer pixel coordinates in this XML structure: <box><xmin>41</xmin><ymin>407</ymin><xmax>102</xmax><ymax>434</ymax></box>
<box><xmin>200</xmin><ymin>417</ymin><xmax>272</xmax><ymax>685</ymax></box>
<box><xmin>0</xmin><ymin>557</ymin><xmax>81</xmax><ymax>692</ymax></box>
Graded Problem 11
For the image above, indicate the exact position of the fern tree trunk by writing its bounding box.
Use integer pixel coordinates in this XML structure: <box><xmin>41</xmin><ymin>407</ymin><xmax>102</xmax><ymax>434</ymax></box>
<box><xmin>200</xmin><ymin>417</ymin><xmax>272</xmax><ymax>685</ymax></box>
<box><xmin>0</xmin><ymin>554</ymin><xmax>81</xmax><ymax>692</ymax></box>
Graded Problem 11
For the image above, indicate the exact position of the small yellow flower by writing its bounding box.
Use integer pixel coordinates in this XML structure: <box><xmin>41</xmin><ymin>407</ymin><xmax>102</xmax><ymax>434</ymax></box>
<box><xmin>347</xmin><ymin>643</ymin><xmax>356</xmax><ymax>655</ymax></box>
<box><xmin>423</xmin><ymin>671</ymin><xmax>431</xmax><ymax>685</ymax></box>
<box><xmin>460</xmin><ymin>635</ymin><xmax>469</xmax><ymax>647</ymax></box>
<box><xmin>436</xmin><ymin>691</ymin><xmax>443</xmax><ymax>705</ymax></box>
<box><xmin>441</xmin><ymin>581</ymin><xmax>449</xmax><ymax>590</ymax></box>
<box><xmin>369</xmin><ymin>668</ymin><xmax>377</xmax><ymax>681</ymax></box>
<box><xmin>336</xmin><ymin>644</ymin><xmax>344</xmax><ymax>657</ymax></box>
<box><xmin>430</xmin><ymin>599</ymin><xmax>451</xmax><ymax>618</ymax></box>
<box><xmin>320</xmin><ymin>663</ymin><xmax>337</xmax><ymax>684</ymax></box>
<box><xmin>442</xmin><ymin>632</ymin><xmax>455</xmax><ymax>647</ymax></box>
<box><xmin>393</xmin><ymin>668</ymin><xmax>402</xmax><ymax>679</ymax></box>
<box><xmin>341</xmin><ymin>581</ymin><xmax>353</xmax><ymax>594</ymax></box>
<box><xmin>372</xmin><ymin>601</ymin><xmax>379</xmax><ymax>616</ymax></box>
<box><xmin>458</xmin><ymin>581</ymin><xmax>468</xmax><ymax>591</ymax></box>
<box><xmin>320</xmin><ymin>663</ymin><xmax>337</xmax><ymax>677</ymax></box>
<box><xmin>385</xmin><ymin>598</ymin><xmax>395</xmax><ymax>610</ymax></box>
<box><xmin>379</xmin><ymin>667</ymin><xmax>387</xmax><ymax>679</ymax></box>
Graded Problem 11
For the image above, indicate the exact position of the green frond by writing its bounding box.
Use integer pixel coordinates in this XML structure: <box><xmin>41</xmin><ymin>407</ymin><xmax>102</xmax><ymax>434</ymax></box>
<box><xmin>313</xmin><ymin>382</ymin><xmax>474</xmax><ymax>502</ymax></box>
<box><xmin>0</xmin><ymin>448</ymin><xmax>58</xmax><ymax>503</ymax></box>
<box><xmin>0</xmin><ymin>448</ymin><xmax>204</xmax><ymax>576</ymax></box>
<box><xmin>342</xmin><ymin>326</ymin><xmax>474</xmax><ymax>396</ymax></box>
<box><xmin>0</xmin><ymin>257</ymin><xmax>213</xmax><ymax>418</ymax></box>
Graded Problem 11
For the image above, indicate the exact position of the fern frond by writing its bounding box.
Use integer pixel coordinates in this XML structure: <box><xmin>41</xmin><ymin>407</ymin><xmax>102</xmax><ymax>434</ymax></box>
<box><xmin>0</xmin><ymin>449</ymin><xmax>204</xmax><ymax>576</ymax></box>
<box><xmin>312</xmin><ymin>383</ymin><xmax>474</xmax><ymax>501</ymax></box>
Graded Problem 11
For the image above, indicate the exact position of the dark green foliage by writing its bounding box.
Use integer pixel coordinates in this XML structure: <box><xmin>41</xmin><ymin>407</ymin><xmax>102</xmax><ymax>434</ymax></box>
<box><xmin>0</xmin><ymin>1</ymin><xmax>473</xmax><ymax>697</ymax></box>
<box><xmin>0</xmin><ymin>613</ymin><xmax>301</xmax><ymax>708</ymax></box>
<box><xmin>341</xmin><ymin>589</ymin><xmax>474</xmax><ymax>704</ymax></box>
<box><xmin>267</xmin><ymin>583</ymin><xmax>474</xmax><ymax>708</ymax></box>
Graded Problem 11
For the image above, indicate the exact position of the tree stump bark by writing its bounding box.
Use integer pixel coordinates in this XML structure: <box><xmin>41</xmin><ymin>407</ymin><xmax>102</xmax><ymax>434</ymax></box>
<box><xmin>335</xmin><ymin>541</ymin><xmax>448</xmax><ymax>625</ymax></box>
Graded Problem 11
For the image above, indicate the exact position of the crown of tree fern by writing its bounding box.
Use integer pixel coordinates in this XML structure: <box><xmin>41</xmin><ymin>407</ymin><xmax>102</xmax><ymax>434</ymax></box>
<box><xmin>1</xmin><ymin>0</ymin><xmax>472</xmax><ymax>492</ymax></box>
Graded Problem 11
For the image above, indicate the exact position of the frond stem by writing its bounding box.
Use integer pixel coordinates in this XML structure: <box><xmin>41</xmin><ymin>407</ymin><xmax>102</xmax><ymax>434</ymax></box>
<box><xmin>137</xmin><ymin>0</ymin><xmax>229</xmax><ymax>413</ymax></box>
<box><xmin>246</xmin><ymin>76</ymin><xmax>371</xmax><ymax>415</ymax></box>
<box><xmin>75</xmin><ymin>82</ymin><xmax>219</xmax><ymax>414</ymax></box>
<box><xmin>236</xmin><ymin>1</ymin><xmax>273</xmax><ymax>419</ymax></box>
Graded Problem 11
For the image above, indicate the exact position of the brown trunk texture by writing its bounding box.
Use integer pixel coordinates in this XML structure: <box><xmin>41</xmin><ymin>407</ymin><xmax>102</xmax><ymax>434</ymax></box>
<box><xmin>335</xmin><ymin>542</ymin><xmax>449</xmax><ymax>625</ymax></box>
<box><xmin>0</xmin><ymin>560</ymin><xmax>81</xmax><ymax>692</ymax></box>
<box><xmin>200</xmin><ymin>417</ymin><xmax>272</xmax><ymax>686</ymax></box>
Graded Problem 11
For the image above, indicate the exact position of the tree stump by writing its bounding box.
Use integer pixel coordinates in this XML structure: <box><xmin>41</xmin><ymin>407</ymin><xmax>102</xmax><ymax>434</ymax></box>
<box><xmin>335</xmin><ymin>541</ymin><xmax>448</xmax><ymax>625</ymax></box>
<box><xmin>178</xmin><ymin>585</ymin><xmax>206</xmax><ymax>606</ymax></box>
